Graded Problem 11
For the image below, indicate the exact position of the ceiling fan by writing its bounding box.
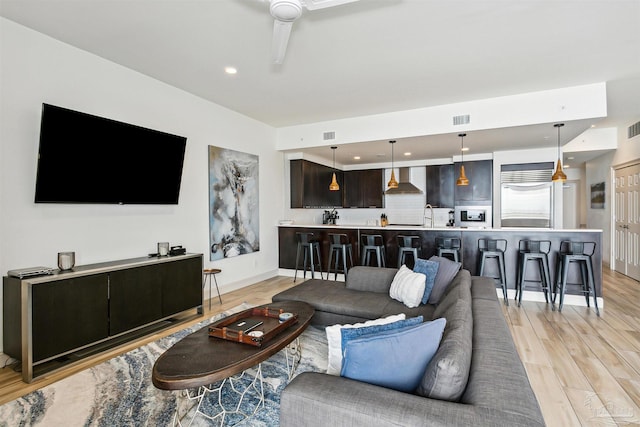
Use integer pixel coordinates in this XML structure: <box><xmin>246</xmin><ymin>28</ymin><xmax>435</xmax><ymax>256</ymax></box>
<box><xmin>258</xmin><ymin>0</ymin><xmax>361</xmax><ymax>64</ymax></box>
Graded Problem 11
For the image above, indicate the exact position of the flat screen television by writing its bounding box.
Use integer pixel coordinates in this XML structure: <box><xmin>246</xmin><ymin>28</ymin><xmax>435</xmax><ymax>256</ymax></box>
<box><xmin>34</xmin><ymin>103</ymin><xmax>187</xmax><ymax>204</ymax></box>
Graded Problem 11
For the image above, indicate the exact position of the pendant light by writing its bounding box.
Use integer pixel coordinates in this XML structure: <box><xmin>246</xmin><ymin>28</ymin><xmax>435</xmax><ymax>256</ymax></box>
<box><xmin>551</xmin><ymin>123</ymin><xmax>567</xmax><ymax>182</ymax></box>
<box><xmin>387</xmin><ymin>140</ymin><xmax>399</xmax><ymax>189</ymax></box>
<box><xmin>329</xmin><ymin>146</ymin><xmax>340</xmax><ymax>191</ymax></box>
<box><xmin>456</xmin><ymin>133</ymin><xmax>469</xmax><ymax>186</ymax></box>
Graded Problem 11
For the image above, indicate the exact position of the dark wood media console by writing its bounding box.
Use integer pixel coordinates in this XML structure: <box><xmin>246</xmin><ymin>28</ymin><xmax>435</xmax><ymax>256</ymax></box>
<box><xmin>3</xmin><ymin>253</ymin><xmax>203</xmax><ymax>382</ymax></box>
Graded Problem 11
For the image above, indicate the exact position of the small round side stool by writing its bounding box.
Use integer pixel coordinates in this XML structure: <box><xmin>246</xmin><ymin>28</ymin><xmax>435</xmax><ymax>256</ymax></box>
<box><xmin>203</xmin><ymin>268</ymin><xmax>223</xmax><ymax>311</ymax></box>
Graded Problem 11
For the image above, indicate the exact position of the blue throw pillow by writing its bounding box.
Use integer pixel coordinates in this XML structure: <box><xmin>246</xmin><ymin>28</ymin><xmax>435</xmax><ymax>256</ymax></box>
<box><xmin>413</xmin><ymin>258</ymin><xmax>440</xmax><ymax>304</ymax></box>
<box><xmin>340</xmin><ymin>316</ymin><xmax>423</xmax><ymax>354</ymax></box>
<box><xmin>340</xmin><ymin>318</ymin><xmax>447</xmax><ymax>393</ymax></box>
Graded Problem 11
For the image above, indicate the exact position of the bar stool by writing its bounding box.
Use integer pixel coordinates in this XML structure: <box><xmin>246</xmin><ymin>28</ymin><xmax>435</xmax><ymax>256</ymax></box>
<box><xmin>294</xmin><ymin>232</ymin><xmax>324</xmax><ymax>282</ymax></box>
<box><xmin>361</xmin><ymin>234</ymin><xmax>386</xmax><ymax>267</ymax></box>
<box><xmin>435</xmin><ymin>237</ymin><xmax>461</xmax><ymax>262</ymax></box>
<box><xmin>396</xmin><ymin>235</ymin><xmax>422</xmax><ymax>268</ymax></box>
<box><xmin>553</xmin><ymin>241</ymin><xmax>599</xmax><ymax>316</ymax></box>
<box><xmin>203</xmin><ymin>268</ymin><xmax>223</xmax><ymax>311</ymax></box>
<box><xmin>327</xmin><ymin>233</ymin><xmax>354</xmax><ymax>280</ymax></box>
<box><xmin>515</xmin><ymin>240</ymin><xmax>551</xmax><ymax>307</ymax></box>
<box><xmin>478</xmin><ymin>238</ymin><xmax>509</xmax><ymax>305</ymax></box>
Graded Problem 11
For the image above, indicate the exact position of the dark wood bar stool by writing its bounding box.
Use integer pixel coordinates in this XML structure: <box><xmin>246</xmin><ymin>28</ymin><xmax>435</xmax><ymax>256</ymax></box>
<box><xmin>553</xmin><ymin>241</ymin><xmax>599</xmax><ymax>316</ymax></box>
<box><xmin>436</xmin><ymin>237</ymin><xmax>461</xmax><ymax>262</ymax></box>
<box><xmin>361</xmin><ymin>234</ymin><xmax>386</xmax><ymax>267</ymax></box>
<box><xmin>478</xmin><ymin>238</ymin><xmax>509</xmax><ymax>305</ymax></box>
<box><xmin>327</xmin><ymin>233</ymin><xmax>354</xmax><ymax>280</ymax></box>
<box><xmin>294</xmin><ymin>232</ymin><xmax>324</xmax><ymax>282</ymax></box>
<box><xmin>396</xmin><ymin>235</ymin><xmax>421</xmax><ymax>268</ymax></box>
<box><xmin>515</xmin><ymin>240</ymin><xmax>551</xmax><ymax>307</ymax></box>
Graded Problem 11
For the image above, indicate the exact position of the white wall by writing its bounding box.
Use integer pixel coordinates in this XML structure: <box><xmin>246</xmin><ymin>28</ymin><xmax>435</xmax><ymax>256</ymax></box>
<box><xmin>0</xmin><ymin>19</ymin><xmax>281</xmax><ymax>352</ymax></box>
<box><xmin>586</xmin><ymin>118</ymin><xmax>640</xmax><ymax>267</ymax></box>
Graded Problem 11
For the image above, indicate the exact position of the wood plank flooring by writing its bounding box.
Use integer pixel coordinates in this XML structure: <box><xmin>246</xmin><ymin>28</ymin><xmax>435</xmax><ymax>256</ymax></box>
<box><xmin>1</xmin><ymin>267</ymin><xmax>639</xmax><ymax>426</ymax></box>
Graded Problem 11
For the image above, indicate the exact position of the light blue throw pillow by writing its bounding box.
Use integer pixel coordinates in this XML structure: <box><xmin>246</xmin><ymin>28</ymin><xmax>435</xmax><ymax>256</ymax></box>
<box><xmin>340</xmin><ymin>316</ymin><xmax>424</xmax><ymax>354</ymax></box>
<box><xmin>340</xmin><ymin>318</ymin><xmax>447</xmax><ymax>393</ymax></box>
<box><xmin>413</xmin><ymin>258</ymin><xmax>440</xmax><ymax>304</ymax></box>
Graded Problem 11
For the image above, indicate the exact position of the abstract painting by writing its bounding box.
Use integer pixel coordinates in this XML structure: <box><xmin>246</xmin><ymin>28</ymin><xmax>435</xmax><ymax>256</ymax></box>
<box><xmin>209</xmin><ymin>146</ymin><xmax>259</xmax><ymax>260</ymax></box>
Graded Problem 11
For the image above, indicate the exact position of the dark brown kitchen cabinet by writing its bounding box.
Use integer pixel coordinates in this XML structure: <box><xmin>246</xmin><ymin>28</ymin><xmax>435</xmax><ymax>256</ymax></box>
<box><xmin>454</xmin><ymin>160</ymin><xmax>493</xmax><ymax>203</ymax></box>
<box><xmin>290</xmin><ymin>159</ymin><xmax>342</xmax><ymax>208</ymax></box>
<box><xmin>426</xmin><ymin>164</ymin><xmax>454</xmax><ymax>208</ymax></box>
<box><xmin>343</xmin><ymin>169</ymin><xmax>384</xmax><ymax>208</ymax></box>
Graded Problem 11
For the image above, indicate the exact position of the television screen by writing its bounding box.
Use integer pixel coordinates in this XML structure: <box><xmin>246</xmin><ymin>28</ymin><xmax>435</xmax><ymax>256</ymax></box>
<box><xmin>34</xmin><ymin>104</ymin><xmax>187</xmax><ymax>204</ymax></box>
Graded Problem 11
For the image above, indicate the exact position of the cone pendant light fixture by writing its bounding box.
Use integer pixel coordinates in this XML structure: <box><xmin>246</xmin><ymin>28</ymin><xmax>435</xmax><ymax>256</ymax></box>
<box><xmin>387</xmin><ymin>140</ymin><xmax>399</xmax><ymax>189</ymax></box>
<box><xmin>456</xmin><ymin>133</ymin><xmax>469</xmax><ymax>186</ymax></box>
<box><xmin>551</xmin><ymin>123</ymin><xmax>567</xmax><ymax>182</ymax></box>
<box><xmin>329</xmin><ymin>146</ymin><xmax>340</xmax><ymax>191</ymax></box>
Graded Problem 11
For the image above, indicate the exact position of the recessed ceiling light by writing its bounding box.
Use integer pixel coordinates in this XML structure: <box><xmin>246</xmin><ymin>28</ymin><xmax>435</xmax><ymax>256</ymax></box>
<box><xmin>376</xmin><ymin>153</ymin><xmax>386</xmax><ymax>157</ymax></box>
<box><xmin>404</xmin><ymin>152</ymin><xmax>411</xmax><ymax>156</ymax></box>
<box><xmin>353</xmin><ymin>156</ymin><xmax>361</xmax><ymax>160</ymax></box>
<box><xmin>224</xmin><ymin>66</ymin><xmax>237</xmax><ymax>75</ymax></box>
<box><xmin>568</xmin><ymin>156</ymin><xmax>575</xmax><ymax>160</ymax></box>
<box><xmin>461</xmin><ymin>147</ymin><xmax>470</xmax><ymax>152</ymax></box>
<box><xmin>565</xmin><ymin>164</ymin><xmax>571</xmax><ymax>168</ymax></box>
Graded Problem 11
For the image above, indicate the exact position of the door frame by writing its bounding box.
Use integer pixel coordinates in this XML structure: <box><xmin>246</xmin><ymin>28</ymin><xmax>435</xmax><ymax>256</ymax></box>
<box><xmin>612</xmin><ymin>159</ymin><xmax>640</xmax><ymax>279</ymax></box>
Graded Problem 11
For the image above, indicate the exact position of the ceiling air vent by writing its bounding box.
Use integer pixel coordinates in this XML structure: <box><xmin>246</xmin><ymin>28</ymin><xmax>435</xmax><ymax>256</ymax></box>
<box><xmin>453</xmin><ymin>114</ymin><xmax>470</xmax><ymax>126</ymax></box>
<box><xmin>323</xmin><ymin>131</ymin><xmax>336</xmax><ymax>141</ymax></box>
<box><xmin>628</xmin><ymin>121</ymin><xmax>640</xmax><ymax>139</ymax></box>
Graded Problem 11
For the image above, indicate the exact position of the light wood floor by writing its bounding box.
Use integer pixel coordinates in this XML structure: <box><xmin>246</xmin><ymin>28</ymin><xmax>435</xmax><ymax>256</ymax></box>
<box><xmin>1</xmin><ymin>268</ymin><xmax>639</xmax><ymax>426</ymax></box>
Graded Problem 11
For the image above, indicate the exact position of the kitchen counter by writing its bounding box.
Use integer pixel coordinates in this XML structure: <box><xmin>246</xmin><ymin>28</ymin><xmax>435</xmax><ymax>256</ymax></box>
<box><xmin>278</xmin><ymin>225</ymin><xmax>603</xmax><ymax>304</ymax></box>
<box><xmin>278</xmin><ymin>223</ymin><xmax>602</xmax><ymax>233</ymax></box>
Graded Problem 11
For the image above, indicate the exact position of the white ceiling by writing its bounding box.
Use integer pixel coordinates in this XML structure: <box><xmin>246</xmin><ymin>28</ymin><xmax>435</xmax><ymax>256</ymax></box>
<box><xmin>1</xmin><ymin>0</ymin><xmax>639</xmax><ymax>166</ymax></box>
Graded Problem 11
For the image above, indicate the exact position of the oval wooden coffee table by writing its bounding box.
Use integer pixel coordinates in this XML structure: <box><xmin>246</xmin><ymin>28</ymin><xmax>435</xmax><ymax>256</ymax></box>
<box><xmin>152</xmin><ymin>301</ymin><xmax>314</xmax><ymax>425</ymax></box>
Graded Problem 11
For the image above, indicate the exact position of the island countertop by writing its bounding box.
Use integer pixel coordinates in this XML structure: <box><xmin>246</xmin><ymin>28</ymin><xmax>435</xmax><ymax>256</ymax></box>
<box><xmin>278</xmin><ymin>224</ymin><xmax>603</xmax><ymax>299</ymax></box>
<box><xmin>277</xmin><ymin>223</ymin><xmax>603</xmax><ymax>233</ymax></box>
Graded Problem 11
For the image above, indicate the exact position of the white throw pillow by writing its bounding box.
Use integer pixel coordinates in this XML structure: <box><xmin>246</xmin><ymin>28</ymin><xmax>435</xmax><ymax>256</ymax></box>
<box><xmin>325</xmin><ymin>314</ymin><xmax>406</xmax><ymax>375</ymax></box>
<box><xmin>389</xmin><ymin>265</ymin><xmax>426</xmax><ymax>308</ymax></box>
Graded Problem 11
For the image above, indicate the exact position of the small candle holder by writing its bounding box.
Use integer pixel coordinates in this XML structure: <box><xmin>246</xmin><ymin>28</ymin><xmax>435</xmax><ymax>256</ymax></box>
<box><xmin>58</xmin><ymin>252</ymin><xmax>75</xmax><ymax>271</ymax></box>
<box><xmin>157</xmin><ymin>242</ymin><xmax>170</xmax><ymax>256</ymax></box>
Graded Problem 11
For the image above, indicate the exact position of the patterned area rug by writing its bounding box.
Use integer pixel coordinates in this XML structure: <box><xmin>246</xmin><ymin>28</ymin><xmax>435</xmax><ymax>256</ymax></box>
<box><xmin>0</xmin><ymin>304</ymin><xmax>328</xmax><ymax>427</ymax></box>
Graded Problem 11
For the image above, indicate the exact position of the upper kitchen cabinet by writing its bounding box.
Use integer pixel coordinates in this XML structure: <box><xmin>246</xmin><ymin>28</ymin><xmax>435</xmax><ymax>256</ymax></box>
<box><xmin>290</xmin><ymin>159</ymin><xmax>343</xmax><ymax>208</ymax></box>
<box><xmin>343</xmin><ymin>169</ymin><xmax>384</xmax><ymax>208</ymax></box>
<box><xmin>426</xmin><ymin>164</ymin><xmax>454</xmax><ymax>208</ymax></box>
<box><xmin>454</xmin><ymin>160</ymin><xmax>493</xmax><ymax>203</ymax></box>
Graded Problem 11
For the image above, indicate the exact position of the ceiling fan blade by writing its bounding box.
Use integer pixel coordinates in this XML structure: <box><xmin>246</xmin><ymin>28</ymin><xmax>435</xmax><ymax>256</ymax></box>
<box><xmin>301</xmin><ymin>0</ymin><xmax>359</xmax><ymax>11</ymax></box>
<box><xmin>272</xmin><ymin>19</ymin><xmax>293</xmax><ymax>64</ymax></box>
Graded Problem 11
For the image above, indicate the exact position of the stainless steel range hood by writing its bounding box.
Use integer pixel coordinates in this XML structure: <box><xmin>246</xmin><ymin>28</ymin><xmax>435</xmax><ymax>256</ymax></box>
<box><xmin>385</xmin><ymin>167</ymin><xmax>423</xmax><ymax>195</ymax></box>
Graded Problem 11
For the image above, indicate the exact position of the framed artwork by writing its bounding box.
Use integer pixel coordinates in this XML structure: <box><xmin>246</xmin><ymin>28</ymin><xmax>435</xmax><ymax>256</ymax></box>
<box><xmin>208</xmin><ymin>146</ymin><xmax>260</xmax><ymax>260</ymax></box>
<box><xmin>590</xmin><ymin>182</ymin><xmax>605</xmax><ymax>209</ymax></box>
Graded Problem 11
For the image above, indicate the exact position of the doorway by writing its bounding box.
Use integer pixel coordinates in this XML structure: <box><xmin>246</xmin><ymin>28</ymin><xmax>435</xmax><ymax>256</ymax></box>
<box><xmin>614</xmin><ymin>162</ymin><xmax>640</xmax><ymax>281</ymax></box>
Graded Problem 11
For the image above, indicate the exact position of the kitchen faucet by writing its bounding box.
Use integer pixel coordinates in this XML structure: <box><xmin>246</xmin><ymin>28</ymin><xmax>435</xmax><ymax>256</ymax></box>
<box><xmin>424</xmin><ymin>204</ymin><xmax>434</xmax><ymax>228</ymax></box>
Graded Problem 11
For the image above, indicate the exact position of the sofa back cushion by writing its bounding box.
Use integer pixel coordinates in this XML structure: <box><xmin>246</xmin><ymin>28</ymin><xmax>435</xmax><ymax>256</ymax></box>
<box><xmin>416</xmin><ymin>272</ymin><xmax>473</xmax><ymax>401</ymax></box>
<box><xmin>346</xmin><ymin>266</ymin><xmax>398</xmax><ymax>294</ymax></box>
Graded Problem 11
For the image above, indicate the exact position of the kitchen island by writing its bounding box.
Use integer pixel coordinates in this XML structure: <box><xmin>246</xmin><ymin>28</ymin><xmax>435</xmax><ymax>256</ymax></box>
<box><xmin>278</xmin><ymin>224</ymin><xmax>603</xmax><ymax>306</ymax></box>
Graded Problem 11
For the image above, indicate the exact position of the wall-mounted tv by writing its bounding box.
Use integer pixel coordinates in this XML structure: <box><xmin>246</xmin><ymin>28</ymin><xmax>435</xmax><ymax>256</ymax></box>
<box><xmin>34</xmin><ymin>103</ymin><xmax>187</xmax><ymax>204</ymax></box>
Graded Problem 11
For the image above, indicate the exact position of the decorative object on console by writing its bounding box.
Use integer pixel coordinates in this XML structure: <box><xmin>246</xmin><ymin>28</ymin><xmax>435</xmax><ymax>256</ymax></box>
<box><xmin>208</xmin><ymin>146</ymin><xmax>260</xmax><ymax>260</ymax></box>
<box><xmin>329</xmin><ymin>146</ymin><xmax>340</xmax><ymax>191</ymax></box>
<box><xmin>389</xmin><ymin>265</ymin><xmax>426</xmax><ymax>308</ymax></box>
<box><xmin>340</xmin><ymin>318</ymin><xmax>446</xmax><ymax>393</ymax></box>
<box><xmin>157</xmin><ymin>242</ymin><xmax>169</xmax><ymax>257</ymax></box>
<box><xmin>57</xmin><ymin>252</ymin><xmax>75</xmax><ymax>271</ymax></box>
<box><xmin>456</xmin><ymin>133</ymin><xmax>469</xmax><ymax>186</ymax></box>
<box><xmin>551</xmin><ymin>123</ymin><xmax>567</xmax><ymax>182</ymax></box>
<box><xmin>386</xmin><ymin>140</ymin><xmax>399</xmax><ymax>189</ymax></box>
<box><xmin>169</xmin><ymin>245</ymin><xmax>186</xmax><ymax>256</ymax></box>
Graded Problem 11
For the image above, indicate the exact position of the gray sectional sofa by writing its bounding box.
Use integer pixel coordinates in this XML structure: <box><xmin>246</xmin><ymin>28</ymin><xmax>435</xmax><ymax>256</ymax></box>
<box><xmin>272</xmin><ymin>266</ymin><xmax>545</xmax><ymax>427</ymax></box>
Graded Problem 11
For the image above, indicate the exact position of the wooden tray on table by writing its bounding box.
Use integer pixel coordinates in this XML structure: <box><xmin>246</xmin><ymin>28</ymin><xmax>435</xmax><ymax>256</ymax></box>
<box><xmin>208</xmin><ymin>306</ymin><xmax>298</xmax><ymax>347</ymax></box>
